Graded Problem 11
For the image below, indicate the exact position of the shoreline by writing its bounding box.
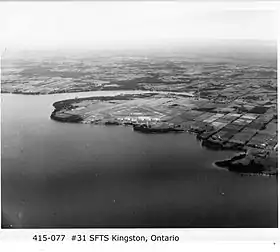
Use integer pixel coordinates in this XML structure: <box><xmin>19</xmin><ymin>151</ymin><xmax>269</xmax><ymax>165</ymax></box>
<box><xmin>1</xmin><ymin>89</ymin><xmax>194</xmax><ymax>97</ymax></box>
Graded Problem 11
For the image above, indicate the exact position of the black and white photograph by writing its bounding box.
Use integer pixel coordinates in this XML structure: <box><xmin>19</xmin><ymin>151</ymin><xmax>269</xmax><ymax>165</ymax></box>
<box><xmin>0</xmin><ymin>0</ymin><xmax>278</xmax><ymax>233</ymax></box>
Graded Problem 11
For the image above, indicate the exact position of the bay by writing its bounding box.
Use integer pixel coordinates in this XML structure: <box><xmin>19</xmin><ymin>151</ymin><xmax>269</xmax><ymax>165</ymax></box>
<box><xmin>1</xmin><ymin>92</ymin><xmax>277</xmax><ymax>228</ymax></box>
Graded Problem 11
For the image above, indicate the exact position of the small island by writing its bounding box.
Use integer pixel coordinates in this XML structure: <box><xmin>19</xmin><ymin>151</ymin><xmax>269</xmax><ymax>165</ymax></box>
<box><xmin>215</xmin><ymin>149</ymin><xmax>277</xmax><ymax>176</ymax></box>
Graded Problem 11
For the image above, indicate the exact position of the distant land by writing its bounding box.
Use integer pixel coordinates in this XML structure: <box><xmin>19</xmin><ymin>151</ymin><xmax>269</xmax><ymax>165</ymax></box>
<box><xmin>1</xmin><ymin>41</ymin><xmax>276</xmax><ymax>95</ymax></box>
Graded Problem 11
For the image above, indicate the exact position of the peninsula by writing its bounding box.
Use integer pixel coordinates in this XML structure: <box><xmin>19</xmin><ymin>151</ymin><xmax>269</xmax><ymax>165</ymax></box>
<box><xmin>50</xmin><ymin>91</ymin><xmax>277</xmax><ymax>176</ymax></box>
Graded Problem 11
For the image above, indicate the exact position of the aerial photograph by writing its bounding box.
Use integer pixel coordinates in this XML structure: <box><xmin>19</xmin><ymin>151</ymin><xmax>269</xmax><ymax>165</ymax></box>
<box><xmin>1</xmin><ymin>2</ymin><xmax>278</xmax><ymax>228</ymax></box>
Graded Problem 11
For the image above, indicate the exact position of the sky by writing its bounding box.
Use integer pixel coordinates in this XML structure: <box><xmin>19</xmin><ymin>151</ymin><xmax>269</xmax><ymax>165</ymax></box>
<box><xmin>0</xmin><ymin>1</ymin><xmax>278</xmax><ymax>51</ymax></box>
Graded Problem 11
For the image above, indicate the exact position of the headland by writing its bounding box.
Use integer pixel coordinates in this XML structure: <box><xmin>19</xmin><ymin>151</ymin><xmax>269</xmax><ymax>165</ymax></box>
<box><xmin>50</xmin><ymin>91</ymin><xmax>278</xmax><ymax>176</ymax></box>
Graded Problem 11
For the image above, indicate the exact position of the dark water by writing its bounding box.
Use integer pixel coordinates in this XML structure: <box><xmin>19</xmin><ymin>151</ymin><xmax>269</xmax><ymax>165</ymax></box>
<box><xmin>1</xmin><ymin>93</ymin><xmax>278</xmax><ymax>228</ymax></box>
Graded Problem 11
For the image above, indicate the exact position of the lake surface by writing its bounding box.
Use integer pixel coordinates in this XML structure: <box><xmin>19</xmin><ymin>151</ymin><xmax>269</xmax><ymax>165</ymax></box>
<box><xmin>1</xmin><ymin>92</ymin><xmax>278</xmax><ymax>228</ymax></box>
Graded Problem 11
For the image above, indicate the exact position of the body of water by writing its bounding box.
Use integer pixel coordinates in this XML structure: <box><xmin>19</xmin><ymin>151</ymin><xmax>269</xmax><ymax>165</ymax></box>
<box><xmin>1</xmin><ymin>92</ymin><xmax>278</xmax><ymax>228</ymax></box>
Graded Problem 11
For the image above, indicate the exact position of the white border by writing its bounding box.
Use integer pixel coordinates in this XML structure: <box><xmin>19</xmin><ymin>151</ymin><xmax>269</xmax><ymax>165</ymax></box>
<box><xmin>0</xmin><ymin>1</ymin><xmax>279</xmax><ymax>250</ymax></box>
